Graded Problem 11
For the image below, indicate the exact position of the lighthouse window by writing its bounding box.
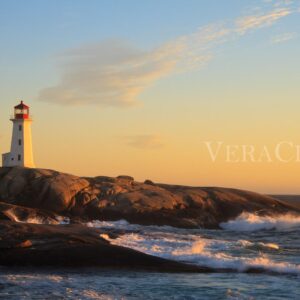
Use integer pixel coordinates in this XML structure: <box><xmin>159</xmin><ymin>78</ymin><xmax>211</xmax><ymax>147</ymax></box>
<box><xmin>19</xmin><ymin>125</ymin><xmax>22</xmax><ymax>131</ymax></box>
<box><xmin>18</xmin><ymin>139</ymin><xmax>22</xmax><ymax>146</ymax></box>
<box><xmin>18</xmin><ymin>155</ymin><xmax>21</xmax><ymax>161</ymax></box>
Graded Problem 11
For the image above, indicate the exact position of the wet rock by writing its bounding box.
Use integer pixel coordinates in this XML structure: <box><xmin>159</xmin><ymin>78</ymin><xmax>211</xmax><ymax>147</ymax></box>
<box><xmin>16</xmin><ymin>240</ymin><xmax>32</xmax><ymax>248</ymax></box>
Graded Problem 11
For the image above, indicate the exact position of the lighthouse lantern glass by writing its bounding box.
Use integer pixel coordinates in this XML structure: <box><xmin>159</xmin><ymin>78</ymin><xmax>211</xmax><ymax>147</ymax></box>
<box><xmin>14</xmin><ymin>107</ymin><xmax>29</xmax><ymax>119</ymax></box>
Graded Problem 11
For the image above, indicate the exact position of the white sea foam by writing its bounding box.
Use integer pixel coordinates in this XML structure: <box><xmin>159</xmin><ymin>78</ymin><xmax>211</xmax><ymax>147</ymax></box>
<box><xmin>56</xmin><ymin>216</ymin><xmax>70</xmax><ymax>225</ymax></box>
<box><xmin>238</xmin><ymin>240</ymin><xmax>280</xmax><ymax>251</ymax></box>
<box><xmin>2</xmin><ymin>209</ymin><xmax>69</xmax><ymax>225</ymax></box>
<box><xmin>77</xmin><ymin>217</ymin><xmax>300</xmax><ymax>275</ymax></box>
<box><xmin>168</xmin><ymin>242</ymin><xmax>298</xmax><ymax>274</ymax></box>
<box><xmin>87</xmin><ymin>219</ymin><xmax>130</xmax><ymax>228</ymax></box>
<box><xmin>5</xmin><ymin>213</ymin><xmax>53</xmax><ymax>225</ymax></box>
<box><xmin>86</xmin><ymin>219</ymin><xmax>177</xmax><ymax>233</ymax></box>
<box><xmin>220</xmin><ymin>213</ymin><xmax>300</xmax><ymax>232</ymax></box>
<box><xmin>102</xmin><ymin>230</ymin><xmax>300</xmax><ymax>275</ymax></box>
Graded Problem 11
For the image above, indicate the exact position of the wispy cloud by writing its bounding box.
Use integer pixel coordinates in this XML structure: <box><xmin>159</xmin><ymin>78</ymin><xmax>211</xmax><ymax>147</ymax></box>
<box><xmin>271</xmin><ymin>32</ymin><xmax>297</xmax><ymax>43</ymax></box>
<box><xmin>39</xmin><ymin>40</ymin><xmax>183</xmax><ymax>107</ymax></box>
<box><xmin>125</xmin><ymin>134</ymin><xmax>165</xmax><ymax>150</ymax></box>
<box><xmin>235</xmin><ymin>8</ymin><xmax>291</xmax><ymax>34</ymax></box>
<box><xmin>38</xmin><ymin>4</ymin><xmax>295</xmax><ymax>107</ymax></box>
<box><xmin>38</xmin><ymin>29</ymin><xmax>219</xmax><ymax>107</ymax></box>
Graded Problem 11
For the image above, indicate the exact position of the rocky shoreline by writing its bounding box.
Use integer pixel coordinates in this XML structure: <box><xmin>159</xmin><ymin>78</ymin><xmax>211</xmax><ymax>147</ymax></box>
<box><xmin>0</xmin><ymin>220</ymin><xmax>213</xmax><ymax>273</ymax></box>
<box><xmin>0</xmin><ymin>167</ymin><xmax>298</xmax><ymax>228</ymax></box>
<box><xmin>0</xmin><ymin>167</ymin><xmax>299</xmax><ymax>272</ymax></box>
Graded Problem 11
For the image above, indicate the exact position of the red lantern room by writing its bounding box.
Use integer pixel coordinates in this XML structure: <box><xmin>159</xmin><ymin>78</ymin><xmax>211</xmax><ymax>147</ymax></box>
<box><xmin>14</xmin><ymin>101</ymin><xmax>30</xmax><ymax>119</ymax></box>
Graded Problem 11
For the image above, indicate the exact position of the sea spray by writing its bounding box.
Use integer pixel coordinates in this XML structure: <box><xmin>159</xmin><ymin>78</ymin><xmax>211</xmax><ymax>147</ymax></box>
<box><xmin>99</xmin><ymin>226</ymin><xmax>300</xmax><ymax>275</ymax></box>
<box><xmin>220</xmin><ymin>213</ymin><xmax>300</xmax><ymax>231</ymax></box>
<box><xmin>85</xmin><ymin>215</ymin><xmax>300</xmax><ymax>275</ymax></box>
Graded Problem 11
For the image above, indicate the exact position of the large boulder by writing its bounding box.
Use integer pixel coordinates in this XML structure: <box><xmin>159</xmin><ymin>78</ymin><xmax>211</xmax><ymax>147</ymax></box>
<box><xmin>0</xmin><ymin>167</ymin><xmax>299</xmax><ymax>228</ymax></box>
<box><xmin>0</xmin><ymin>167</ymin><xmax>89</xmax><ymax>213</ymax></box>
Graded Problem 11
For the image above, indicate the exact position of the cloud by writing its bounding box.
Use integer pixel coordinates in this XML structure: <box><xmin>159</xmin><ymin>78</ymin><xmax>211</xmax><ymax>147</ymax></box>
<box><xmin>263</xmin><ymin>0</ymin><xmax>295</xmax><ymax>7</ymax></box>
<box><xmin>271</xmin><ymin>32</ymin><xmax>297</xmax><ymax>43</ymax></box>
<box><xmin>39</xmin><ymin>40</ymin><xmax>180</xmax><ymax>107</ymax></box>
<box><xmin>236</xmin><ymin>8</ymin><xmax>291</xmax><ymax>34</ymax></box>
<box><xmin>125</xmin><ymin>134</ymin><xmax>165</xmax><ymax>150</ymax></box>
<box><xmin>38</xmin><ymin>5</ymin><xmax>294</xmax><ymax>107</ymax></box>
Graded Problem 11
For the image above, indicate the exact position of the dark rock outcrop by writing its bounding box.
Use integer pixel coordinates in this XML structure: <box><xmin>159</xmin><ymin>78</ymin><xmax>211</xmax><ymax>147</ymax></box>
<box><xmin>0</xmin><ymin>167</ymin><xmax>299</xmax><ymax>228</ymax></box>
<box><xmin>0</xmin><ymin>220</ymin><xmax>211</xmax><ymax>272</ymax></box>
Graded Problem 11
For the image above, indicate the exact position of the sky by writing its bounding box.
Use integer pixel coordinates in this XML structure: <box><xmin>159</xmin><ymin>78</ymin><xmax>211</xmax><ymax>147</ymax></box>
<box><xmin>0</xmin><ymin>0</ymin><xmax>300</xmax><ymax>193</ymax></box>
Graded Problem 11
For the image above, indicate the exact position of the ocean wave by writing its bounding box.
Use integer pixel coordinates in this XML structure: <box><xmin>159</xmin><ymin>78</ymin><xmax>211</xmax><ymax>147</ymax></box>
<box><xmin>85</xmin><ymin>219</ymin><xmax>300</xmax><ymax>276</ymax></box>
<box><xmin>102</xmin><ymin>232</ymin><xmax>300</xmax><ymax>275</ymax></box>
<box><xmin>168</xmin><ymin>241</ymin><xmax>298</xmax><ymax>274</ymax></box>
<box><xmin>4</xmin><ymin>212</ymin><xmax>55</xmax><ymax>225</ymax></box>
<box><xmin>220</xmin><ymin>213</ymin><xmax>300</xmax><ymax>232</ymax></box>
<box><xmin>1</xmin><ymin>273</ymin><xmax>116</xmax><ymax>299</ymax></box>
<box><xmin>87</xmin><ymin>219</ymin><xmax>131</xmax><ymax>229</ymax></box>
<box><xmin>238</xmin><ymin>240</ymin><xmax>280</xmax><ymax>251</ymax></box>
<box><xmin>1</xmin><ymin>209</ymin><xmax>69</xmax><ymax>225</ymax></box>
<box><xmin>86</xmin><ymin>219</ymin><xmax>178</xmax><ymax>232</ymax></box>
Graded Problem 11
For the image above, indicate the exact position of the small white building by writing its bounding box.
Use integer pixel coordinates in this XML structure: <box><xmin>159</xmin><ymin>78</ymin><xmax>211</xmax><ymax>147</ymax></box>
<box><xmin>2</xmin><ymin>101</ymin><xmax>35</xmax><ymax>168</ymax></box>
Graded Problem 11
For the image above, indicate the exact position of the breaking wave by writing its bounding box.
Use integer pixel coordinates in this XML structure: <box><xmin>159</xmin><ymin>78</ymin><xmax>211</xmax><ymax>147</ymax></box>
<box><xmin>170</xmin><ymin>242</ymin><xmax>299</xmax><ymax>275</ymax></box>
<box><xmin>10</xmin><ymin>213</ymin><xmax>296</xmax><ymax>276</ymax></box>
<box><xmin>94</xmin><ymin>222</ymin><xmax>300</xmax><ymax>275</ymax></box>
<box><xmin>2</xmin><ymin>210</ymin><xmax>55</xmax><ymax>225</ymax></box>
<box><xmin>102</xmin><ymin>232</ymin><xmax>300</xmax><ymax>275</ymax></box>
<box><xmin>238</xmin><ymin>240</ymin><xmax>280</xmax><ymax>251</ymax></box>
<box><xmin>2</xmin><ymin>209</ymin><xmax>69</xmax><ymax>225</ymax></box>
<box><xmin>220</xmin><ymin>213</ymin><xmax>300</xmax><ymax>232</ymax></box>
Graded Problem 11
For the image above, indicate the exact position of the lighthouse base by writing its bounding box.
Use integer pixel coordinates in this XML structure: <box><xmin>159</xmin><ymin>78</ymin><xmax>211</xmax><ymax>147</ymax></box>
<box><xmin>2</xmin><ymin>152</ymin><xmax>35</xmax><ymax>168</ymax></box>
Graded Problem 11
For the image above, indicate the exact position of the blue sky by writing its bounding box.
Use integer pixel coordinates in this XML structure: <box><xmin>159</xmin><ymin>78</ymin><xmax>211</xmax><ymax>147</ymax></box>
<box><xmin>0</xmin><ymin>0</ymin><xmax>298</xmax><ymax>103</ymax></box>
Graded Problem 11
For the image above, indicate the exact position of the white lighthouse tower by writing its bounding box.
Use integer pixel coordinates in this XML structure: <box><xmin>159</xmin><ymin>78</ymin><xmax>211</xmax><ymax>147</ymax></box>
<box><xmin>2</xmin><ymin>101</ymin><xmax>35</xmax><ymax>168</ymax></box>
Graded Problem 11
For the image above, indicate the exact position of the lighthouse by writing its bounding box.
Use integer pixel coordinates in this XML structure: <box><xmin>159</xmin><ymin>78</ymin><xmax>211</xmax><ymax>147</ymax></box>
<box><xmin>2</xmin><ymin>101</ymin><xmax>35</xmax><ymax>168</ymax></box>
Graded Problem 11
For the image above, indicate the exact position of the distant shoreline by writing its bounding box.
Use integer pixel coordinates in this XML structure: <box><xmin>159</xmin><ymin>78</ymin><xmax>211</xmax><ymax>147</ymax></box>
<box><xmin>271</xmin><ymin>195</ymin><xmax>300</xmax><ymax>210</ymax></box>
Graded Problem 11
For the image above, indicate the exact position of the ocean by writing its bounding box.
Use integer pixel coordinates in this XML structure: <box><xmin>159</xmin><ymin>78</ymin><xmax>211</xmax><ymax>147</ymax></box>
<box><xmin>0</xmin><ymin>213</ymin><xmax>299</xmax><ymax>299</ymax></box>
